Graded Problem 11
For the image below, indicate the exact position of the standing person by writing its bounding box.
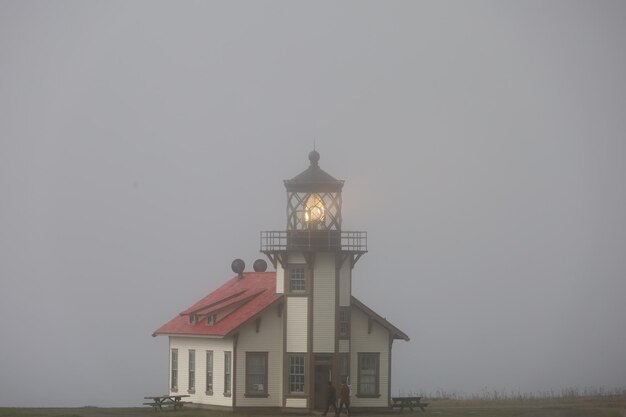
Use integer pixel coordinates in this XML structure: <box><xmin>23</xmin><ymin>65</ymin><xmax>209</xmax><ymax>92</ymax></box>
<box><xmin>322</xmin><ymin>381</ymin><xmax>338</xmax><ymax>416</ymax></box>
<box><xmin>337</xmin><ymin>378</ymin><xmax>351</xmax><ymax>416</ymax></box>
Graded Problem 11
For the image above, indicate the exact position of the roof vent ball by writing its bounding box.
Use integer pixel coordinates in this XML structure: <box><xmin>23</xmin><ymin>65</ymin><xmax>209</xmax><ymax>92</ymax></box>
<box><xmin>231</xmin><ymin>258</ymin><xmax>245</xmax><ymax>278</ymax></box>
<box><xmin>309</xmin><ymin>150</ymin><xmax>320</xmax><ymax>166</ymax></box>
<box><xmin>253</xmin><ymin>259</ymin><xmax>268</xmax><ymax>272</ymax></box>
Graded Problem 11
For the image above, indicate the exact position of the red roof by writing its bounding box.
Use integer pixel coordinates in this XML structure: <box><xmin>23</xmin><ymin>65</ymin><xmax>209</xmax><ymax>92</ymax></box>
<box><xmin>153</xmin><ymin>272</ymin><xmax>281</xmax><ymax>337</ymax></box>
<box><xmin>153</xmin><ymin>271</ymin><xmax>409</xmax><ymax>341</ymax></box>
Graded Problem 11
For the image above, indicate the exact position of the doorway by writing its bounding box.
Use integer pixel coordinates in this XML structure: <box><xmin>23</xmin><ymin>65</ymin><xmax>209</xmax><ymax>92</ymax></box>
<box><xmin>314</xmin><ymin>359</ymin><xmax>332</xmax><ymax>410</ymax></box>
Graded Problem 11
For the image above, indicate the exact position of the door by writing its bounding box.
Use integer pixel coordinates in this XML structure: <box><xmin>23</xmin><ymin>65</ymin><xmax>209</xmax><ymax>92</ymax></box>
<box><xmin>314</xmin><ymin>363</ymin><xmax>331</xmax><ymax>410</ymax></box>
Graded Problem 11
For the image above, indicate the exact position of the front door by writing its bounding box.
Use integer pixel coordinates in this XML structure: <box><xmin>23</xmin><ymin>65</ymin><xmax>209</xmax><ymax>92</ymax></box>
<box><xmin>314</xmin><ymin>363</ymin><xmax>331</xmax><ymax>410</ymax></box>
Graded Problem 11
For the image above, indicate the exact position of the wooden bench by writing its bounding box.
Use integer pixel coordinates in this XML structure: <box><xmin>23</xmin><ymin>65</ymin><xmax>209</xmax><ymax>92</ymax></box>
<box><xmin>143</xmin><ymin>395</ymin><xmax>190</xmax><ymax>411</ymax></box>
<box><xmin>391</xmin><ymin>396</ymin><xmax>428</xmax><ymax>412</ymax></box>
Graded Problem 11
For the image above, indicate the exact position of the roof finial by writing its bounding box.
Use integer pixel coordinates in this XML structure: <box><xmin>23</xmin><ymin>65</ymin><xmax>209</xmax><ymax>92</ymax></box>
<box><xmin>308</xmin><ymin>148</ymin><xmax>320</xmax><ymax>167</ymax></box>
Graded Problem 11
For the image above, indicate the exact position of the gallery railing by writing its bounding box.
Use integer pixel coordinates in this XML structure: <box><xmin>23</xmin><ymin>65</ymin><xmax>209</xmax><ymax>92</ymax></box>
<box><xmin>260</xmin><ymin>230</ymin><xmax>367</xmax><ymax>253</ymax></box>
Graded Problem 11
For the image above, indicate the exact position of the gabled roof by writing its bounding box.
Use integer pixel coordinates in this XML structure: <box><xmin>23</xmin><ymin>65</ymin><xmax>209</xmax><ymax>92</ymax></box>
<box><xmin>352</xmin><ymin>296</ymin><xmax>410</xmax><ymax>341</ymax></box>
<box><xmin>153</xmin><ymin>271</ymin><xmax>409</xmax><ymax>342</ymax></box>
<box><xmin>153</xmin><ymin>272</ymin><xmax>281</xmax><ymax>338</ymax></box>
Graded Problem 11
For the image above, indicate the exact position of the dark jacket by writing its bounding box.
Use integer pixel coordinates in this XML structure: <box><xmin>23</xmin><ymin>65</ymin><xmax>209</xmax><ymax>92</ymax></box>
<box><xmin>327</xmin><ymin>384</ymin><xmax>337</xmax><ymax>402</ymax></box>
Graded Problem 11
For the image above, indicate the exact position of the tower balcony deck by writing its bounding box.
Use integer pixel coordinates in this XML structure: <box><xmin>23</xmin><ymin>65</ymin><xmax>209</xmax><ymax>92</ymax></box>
<box><xmin>260</xmin><ymin>230</ymin><xmax>367</xmax><ymax>253</ymax></box>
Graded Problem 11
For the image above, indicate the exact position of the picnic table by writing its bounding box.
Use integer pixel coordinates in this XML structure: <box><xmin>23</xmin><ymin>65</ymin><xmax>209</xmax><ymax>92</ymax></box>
<box><xmin>143</xmin><ymin>395</ymin><xmax>190</xmax><ymax>411</ymax></box>
<box><xmin>391</xmin><ymin>396</ymin><xmax>428</xmax><ymax>412</ymax></box>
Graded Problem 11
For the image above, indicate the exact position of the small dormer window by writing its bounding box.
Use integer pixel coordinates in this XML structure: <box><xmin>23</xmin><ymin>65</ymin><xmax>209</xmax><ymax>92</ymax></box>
<box><xmin>207</xmin><ymin>314</ymin><xmax>217</xmax><ymax>325</ymax></box>
<box><xmin>189</xmin><ymin>314</ymin><xmax>197</xmax><ymax>325</ymax></box>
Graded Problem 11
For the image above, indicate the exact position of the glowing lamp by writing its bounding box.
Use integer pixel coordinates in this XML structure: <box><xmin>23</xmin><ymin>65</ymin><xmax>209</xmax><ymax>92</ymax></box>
<box><xmin>305</xmin><ymin>193</ymin><xmax>325</xmax><ymax>225</ymax></box>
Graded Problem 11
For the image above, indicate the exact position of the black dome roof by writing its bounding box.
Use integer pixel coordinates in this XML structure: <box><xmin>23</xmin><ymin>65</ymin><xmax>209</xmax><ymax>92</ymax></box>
<box><xmin>283</xmin><ymin>151</ymin><xmax>344</xmax><ymax>192</ymax></box>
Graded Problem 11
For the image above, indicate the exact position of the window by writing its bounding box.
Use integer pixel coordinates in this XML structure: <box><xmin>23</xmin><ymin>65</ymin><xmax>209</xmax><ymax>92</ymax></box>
<box><xmin>339</xmin><ymin>353</ymin><xmax>350</xmax><ymax>384</ymax></box>
<box><xmin>357</xmin><ymin>353</ymin><xmax>379</xmax><ymax>396</ymax></box>
<box><xmin>207</xmin><ymin>314</ymin><xmax>217</xmax><ymax>325</ymax></box>
<box><xmin>224</xmin><ymin>351</ymin><xmax>232</xmax><ymax>395</ymax></box>
<box><xmin>289</xmin><ymin>267</ymin><xmax>306</xmax><ymax>293</ymax></box>
<box><xmin>170</xmin><ymin>349</ymin><xmax>178</xmax><ymax>391</ymax></box>
<box><xmin>188</xmin><ymin>350</ymin><xmax>195</xmax><ymax>392</ymax></box>
<box><xmin>206</xmin><ymin>351</ymin><xmax>213</xmax><ymax>394</ymax></box>
<box><xmin>189</xmin><ymin>314</ymin><xmax>197</xmax><ymax>324</ymax></box>
<box><xmin>245</xmin><ymin>352</ymin><xmax>268</xmax><ymax>396</ymax></box>
<box><xmin>339</xmin><ymin>308</ymin><xmax>350</xmax><ymax>338</ymax></box>
<box><xmin>288</xmin><ymin>355</ymin><xmax>305</xmax><ymax>394</ymax></box>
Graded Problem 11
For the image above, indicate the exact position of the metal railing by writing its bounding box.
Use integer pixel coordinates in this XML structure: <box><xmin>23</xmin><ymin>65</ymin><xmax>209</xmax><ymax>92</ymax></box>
<box><xmin>260</xmin><ymin>230</ymin><xmax>367</xmax><ymax>253</ymax></box>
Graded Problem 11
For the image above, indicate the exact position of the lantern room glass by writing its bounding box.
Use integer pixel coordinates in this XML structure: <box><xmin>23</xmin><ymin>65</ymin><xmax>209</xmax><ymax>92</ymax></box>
<box><xmin>286</xmin><ymin>191</ymin><xmax>342</xmax><ymax>231</ymax></box>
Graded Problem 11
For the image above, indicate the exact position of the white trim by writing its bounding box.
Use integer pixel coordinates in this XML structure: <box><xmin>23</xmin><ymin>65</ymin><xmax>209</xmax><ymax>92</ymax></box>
<box><xmin>155</xmin><ymin>333</ymin><xmax>225</xmax><ymax>339</ymax></box>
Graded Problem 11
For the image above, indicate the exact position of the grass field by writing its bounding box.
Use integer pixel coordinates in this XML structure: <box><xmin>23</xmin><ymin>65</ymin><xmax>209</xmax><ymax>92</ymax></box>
<box><xmin>1</xmin><ymin>396</ymin><xmax>624</xmax><ymax>417</ymax></box>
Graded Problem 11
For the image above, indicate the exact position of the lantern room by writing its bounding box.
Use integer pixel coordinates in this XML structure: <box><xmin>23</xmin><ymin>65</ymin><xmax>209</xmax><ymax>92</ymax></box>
<box><xmin>261</xmin><ymin>150</ymin><xmax>366</xmax><ymax>261</ymax></box>
<box><xmin>283</xmin><ymin>150</ymin><xmax>344</xmax><ymax>231</ymax></box>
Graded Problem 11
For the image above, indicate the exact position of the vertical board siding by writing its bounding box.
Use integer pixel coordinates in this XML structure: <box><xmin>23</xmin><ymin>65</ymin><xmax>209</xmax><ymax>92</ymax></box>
<box><xmin>286</xmin><ymin>297</ymin><xmax>308</xmax><ymax>352</ymax></box>
<box><xmin>276</xmin><ymin>263</ymin><xmax>284</xmax><ymax>294</ymax></box>
<box><xmin>313</xmin><ymin>253</ymin><xmax>335</xmax><ymax>353</ymax></box>
<box><xmin>169</xmin><ymin>337</ymin><xmax>234</xmax><ymax>407</ymax></box>
<box><xmin>338</xmin><ymin>261</ymin><xmax>351</xmax><ymax>307</ymax></box>
<box><xmin>350</xmin><ymin>307</ymin><xmax>390</xmax><ymax>408</ymax></box>
<box><xmin>235</xmin><ymin>305</ymin><xmax>283</xmax><ymax>407</ymax></box>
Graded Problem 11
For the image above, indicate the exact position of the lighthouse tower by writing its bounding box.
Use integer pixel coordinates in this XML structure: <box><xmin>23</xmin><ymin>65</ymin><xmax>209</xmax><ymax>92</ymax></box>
<box><xmin>261</xmin><ymin>150</ymin><xmax>367</xmax><ymax>409</ymax></box>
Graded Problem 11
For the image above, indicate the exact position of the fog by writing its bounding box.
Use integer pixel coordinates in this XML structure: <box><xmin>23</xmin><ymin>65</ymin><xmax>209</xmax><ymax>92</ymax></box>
<box><xmin>1</xmin><ymin>1</ymin><xmax>625</xmax><ymax>407</ymax></box>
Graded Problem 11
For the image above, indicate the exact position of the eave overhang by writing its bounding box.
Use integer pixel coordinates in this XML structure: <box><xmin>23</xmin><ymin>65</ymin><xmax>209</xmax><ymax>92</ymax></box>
<box><xmin>351</xmin><ymin>296</ymin><xmax>410</xmax><ymax>341</ymax></box>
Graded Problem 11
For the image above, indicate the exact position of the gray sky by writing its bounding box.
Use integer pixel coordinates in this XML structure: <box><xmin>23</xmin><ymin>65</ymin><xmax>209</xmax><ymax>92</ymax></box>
<box><xmin>1</xmin><ymin>0</ymin><xmax>625</xmax><ymax>407</ymax></box>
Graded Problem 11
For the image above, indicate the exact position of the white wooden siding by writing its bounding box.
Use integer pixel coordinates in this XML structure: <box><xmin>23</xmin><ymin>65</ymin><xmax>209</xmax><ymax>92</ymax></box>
<box><xmin>285</xmin><ymin>398</ymin><xmax>307</xmax><ymax>408</ymax></box>
<box><xmin>350</xmin><ymin>306</ymin><xmax>390</xmax><ymax>408</ymax></box>
<box><xmin>169</xmin><ymin>336</ymin><xmax>234</xmax><ymax>407</ymax></box>
<box><xmin>287</xmin><ymin>253</ymin><xmax>305</xmax><ymax>264</ymax></box>
<box><xmin>276</xmin><ymin>263</ymin><xmax>284</xmax><ymax>294</ymax></box>
<box><xmin>235</xmin><ymin>304</ymin><xmax>283</xmax><ymax>407</ymax></box>
<box><xmin>338</xmin><ymin>260</ymin><xmax>351</xmax><ymax>307</ymax></box>
<box><xmin>286</xmin><ymin>297</ymin><xmax>308</xmax><ymax>352</ymax></box>
<box><xmin>313</xmin><ymin>252</ymin><xmax>335</xmax><ymax>353</ymax></box>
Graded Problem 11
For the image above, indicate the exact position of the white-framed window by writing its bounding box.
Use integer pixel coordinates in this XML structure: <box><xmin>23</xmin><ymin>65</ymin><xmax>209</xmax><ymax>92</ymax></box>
<box><xmin>224</xmin><ymin>351</ymin><xmax>232</xmax><ymax>395</ymax></box>
<box><xmin>288</xmin><ymin>355</ymin><xmax>305</xmax><ymax>394</ymax></box>
<box><xmin>357</xmin><ymin>352</ymin><xmax>379</xmax><ymax>396</ymax></box>
<box><xmin>188</xmin><ymin>350</ymin><xmax>195</xmax><ymax>392</ymax></box>
<box><xmin>339</xmin><ymin>308</ymin><xmax>350</xmax><ymax>338</ymax></box>
<box><xmin>170</xmin><ymin>349</ymin><xmax>178</xmax><ymax>391</ymax></box>
<box><xmin>245</xmin><ymin>352</ymin><xmax>268</xmax><ymax>396</ymax></box>
<box><xmin>289</xmin><ymin>267</ymin><xmax>306</xmax><ymax>293</ymax></box>
<box><xmin>206</xmin><ymin>350</ymin><xmax>213</xmax><ymax>394</ymax></box>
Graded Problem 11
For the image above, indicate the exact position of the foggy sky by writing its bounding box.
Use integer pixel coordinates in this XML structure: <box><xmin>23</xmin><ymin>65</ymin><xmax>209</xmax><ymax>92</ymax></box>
<box><xmin>1</xmin><ymin>0</ymin><xmax>625</xmax><ymax>407</ymax></box>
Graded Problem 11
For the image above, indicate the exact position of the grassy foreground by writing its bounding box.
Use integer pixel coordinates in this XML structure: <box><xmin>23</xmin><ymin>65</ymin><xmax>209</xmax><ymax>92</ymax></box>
<box><xmin>424</xmin><ymin>395</ymin><xmax>625</xmax><ymax>416</ymax></box>
<box><xmin>1</xmin><ymin>396</ymin><xmax>624</xmax><ymax>417</ymax></box>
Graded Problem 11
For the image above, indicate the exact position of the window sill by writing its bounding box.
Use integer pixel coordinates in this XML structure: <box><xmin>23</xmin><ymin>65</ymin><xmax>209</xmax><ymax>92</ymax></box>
<box><xmin>244</xmin><ymin>393</ymin><xmax>269</xmax><ymax>398</ymax></box>
<box><xmin>356</xmin><ymin>393</ymin><xmax>381</xmax><ymax>398</ymax></box>
<box><xmin>170</xmin><ymin>388</ymin><xmax>178</xmax><ymax>393</ymax></box>
<box><xmin>224</xmin><ymin>392</ymin><xmax>232</xmax><ymax>397</ymax></box>
<box><xmin>285</xmin><ymin>393</ymin><xmax>308</xmax><ymax>398</ymax></box>
<box><xmin>205</xmin><ymin>391</ymin><xmax>213</xmax><ymax>396</ymax></box>
<box><xmin>187</xmin><ymin>389</ymin><xmax>195</xmax><ymax>394</ymax></box>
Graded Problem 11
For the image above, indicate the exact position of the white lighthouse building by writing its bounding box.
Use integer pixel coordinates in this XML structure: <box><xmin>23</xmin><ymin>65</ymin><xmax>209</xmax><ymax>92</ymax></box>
<box><xmin>154</xmin><ymin>151</ymin><xmax>409</xmax><ymax>412</ymax></box>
